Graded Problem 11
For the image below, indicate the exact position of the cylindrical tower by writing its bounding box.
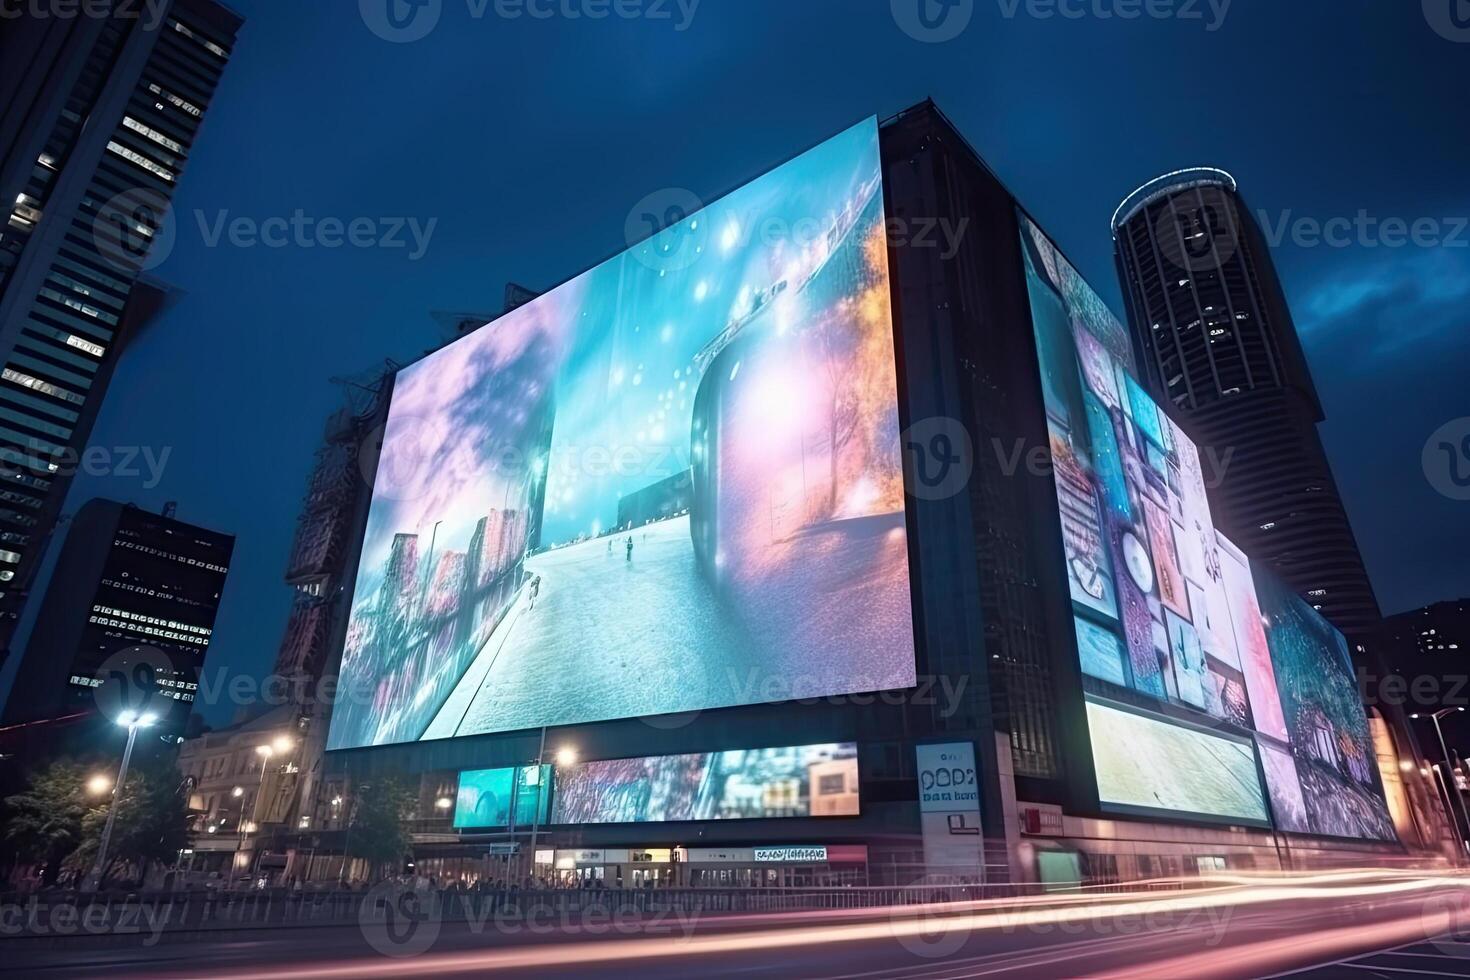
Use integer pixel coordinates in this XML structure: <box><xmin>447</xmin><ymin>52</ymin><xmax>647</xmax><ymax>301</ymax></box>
<box><xmin>1112</xmin><ymin>169</ymin><xmax>1381</xmax><ymax>642</ymax></box>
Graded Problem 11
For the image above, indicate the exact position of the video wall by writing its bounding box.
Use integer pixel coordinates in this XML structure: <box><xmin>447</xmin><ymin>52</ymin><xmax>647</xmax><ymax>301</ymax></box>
<box><xmin>328</xmin><ymin>118</ymin><xmax>915</xmax><ymax>750</ymax></box>
<box><xmin>551</xmin><ymin>743</ymin><xmax>858</xmax><ymax>824</ymax></box>
<box><xmin>453</xmin><ymin>764</ymin><xmax>551</xmax><ymax>829</ymax></box>
<box><xmin>1020</xmin><ymin>214</ymin><xmax>1393</xmax><ymax>839</ymax></box>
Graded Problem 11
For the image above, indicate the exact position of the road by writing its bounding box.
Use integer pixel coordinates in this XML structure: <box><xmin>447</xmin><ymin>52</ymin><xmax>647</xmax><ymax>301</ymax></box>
<box><xmin>11</xmin><ymin>871</ymin><xmax>1470</xmax><ymax>979</ymax></box>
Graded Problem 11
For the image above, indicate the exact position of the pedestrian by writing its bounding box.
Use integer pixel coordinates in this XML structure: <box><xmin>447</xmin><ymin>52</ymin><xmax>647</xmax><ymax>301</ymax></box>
<box><xmin>625</xmin><ymin>536</ymin><xmax>633</xmax><ymax>562</ymax></box>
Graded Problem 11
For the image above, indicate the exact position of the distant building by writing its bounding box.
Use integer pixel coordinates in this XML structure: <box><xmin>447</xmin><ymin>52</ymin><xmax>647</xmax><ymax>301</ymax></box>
<box><xmin>176</xmin><ymin>703</ymin><xmax>304</xmax><ymax>882</ymax></box>
<box><xmin>1384</xmin><ymin>599</ymin><xmax>1470</xmax><ymax>758</ymax></box>
<box><xmin>1111</xmin><ymin>169</ymin><xmax>1381</xmax><ymax>642</ymax></box>
<box><xmin>0</xmin><ymin>498</ymin><xmax>233</xmax><ymax>731</ymax></box>
<box><xmin>616</xmin><ymin>470</ymin><xmax>693</xmax><ymax>530</ymax></box>
<box><xmin>0</xmin><ymin>0</ymin><xmax>242</xmax><ymax>656</ymax></box>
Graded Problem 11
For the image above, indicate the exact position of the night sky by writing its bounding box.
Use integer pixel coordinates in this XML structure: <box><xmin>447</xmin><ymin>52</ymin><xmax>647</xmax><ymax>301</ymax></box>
<box><xmin>9</xmin><ymin>0</ymin><xmax>1466</xmax><ymax>723</ymax></box>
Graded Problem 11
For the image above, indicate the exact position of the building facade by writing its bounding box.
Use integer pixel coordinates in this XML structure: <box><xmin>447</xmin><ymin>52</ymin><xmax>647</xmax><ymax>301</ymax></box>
<box><xmin>0</xmin><ymin>0</ymin><xmax>240</xmax><ymax>656</ymax></box>
<box><xmin>291</xmin><ymin>105</ymin><xmax>1452</xmax><ymax>892</ymax></box>
<box><xmin>0</xmin><ymin>498</ymin><xmax>233</xmax><ymax>730</ymax></box>
<box><xmin>1110</xmin><ymin>170</ymin><xmax>1381</xmax><ymax>642</ymax></box>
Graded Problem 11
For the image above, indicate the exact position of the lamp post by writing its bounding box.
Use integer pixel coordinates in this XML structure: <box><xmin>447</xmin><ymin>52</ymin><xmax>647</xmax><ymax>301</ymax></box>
<box><xmin>1413</xmin><ymin>707</ymin><xmax>1470</xmax><ymax>850</ymax></box>
<box><xmin>239</xmin><ymin>735</ymin><xmax>293</xmax><ymax>885</ymax></box>
<box><xmin>523</xmin><ymin>730</ymin><xmax>575</xmax><ymax>886</ymax></box>
<box><xmin>81</xmin><ymin>710</ymin><xmax>157</xmax><ymax>892</ymax></box>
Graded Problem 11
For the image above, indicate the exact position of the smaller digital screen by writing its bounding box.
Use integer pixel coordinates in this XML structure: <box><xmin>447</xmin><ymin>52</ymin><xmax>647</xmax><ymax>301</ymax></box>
<box><xmin>1087</xmin><ymin>699</ymin><xmax>1268</xmax><ymax>825</ymax></box>
<box><xmin>552</xmin><ymin>743</ymin><xmax>858</xmax><ymax>825</ymax></box>
<box><xmin>453</xmin><ymin>764</ymin><xmax>551</xmax><ymax>829</ymax></box>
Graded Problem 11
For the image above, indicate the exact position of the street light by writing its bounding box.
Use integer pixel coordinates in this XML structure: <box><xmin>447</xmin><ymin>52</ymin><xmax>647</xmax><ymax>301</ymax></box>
<box><xmin>235</xmin><ymin>742</ymin><xmax>282</xmax><ymax>884</ymax></box>
<box><xmin>81</xmin><ymin>711</ymin><xmax>157</xmax><ymax>891</ymax></box>
<box><xmin>86</xmin><ymin>774</ymin><xmax>112</xmax><ymax>795</ymax></box>
<box><xmin>1412</xmin><ymin>707</ymin><xmax>1470</xmax><ymax>849</ymax></box>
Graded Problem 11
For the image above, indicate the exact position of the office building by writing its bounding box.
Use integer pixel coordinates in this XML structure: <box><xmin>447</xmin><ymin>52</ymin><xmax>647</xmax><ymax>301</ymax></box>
<box><xmin>1</xmin><ymin>498</ymin><xmax>233</xmax><ymax>730</ymax></box>
<box><xmin>0</xmin><ymin>0</ymin><xmax>241</xmax><ymax>656</ymax></box>
<box><xmin>1111</xmin><ymin>170</ymin><xmax>1381</xmax><ymax>641</ymax></box>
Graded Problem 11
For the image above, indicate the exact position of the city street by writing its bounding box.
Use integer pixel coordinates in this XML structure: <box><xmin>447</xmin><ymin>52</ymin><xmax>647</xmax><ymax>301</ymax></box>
<box><xmin>9</xmin><ymin>872</ymin><xmax>1470</xmax><ymax>979</ymax></box>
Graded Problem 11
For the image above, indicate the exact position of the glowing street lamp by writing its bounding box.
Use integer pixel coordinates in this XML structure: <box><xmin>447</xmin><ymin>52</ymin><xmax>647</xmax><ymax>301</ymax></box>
<box><xmin>1412</xmin><ymin>707</ymin><xmax>1470</xmax><ymax>843</ymax></box>
<box><xmin>81</xmin><ymin>711</ymin><xmax>157</xmax><ymax>891</ymax></box>
<box><xmin>86</xmin><ymin>774</ymin><xmax>112</xmax><ymax>795</ymax></box>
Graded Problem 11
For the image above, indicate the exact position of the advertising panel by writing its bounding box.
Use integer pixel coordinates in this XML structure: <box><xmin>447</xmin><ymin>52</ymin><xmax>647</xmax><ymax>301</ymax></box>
<box><xmin>330</xmin><ymin>118</ymin><xmax>914</xmax><ymax>750</ymax></box>
<box><xmin>453</xmin><ymin>763</ymin><xmax>552</xmax><ymax>829</ymax></box>
<box><xmin>551</xmin><ymin>743</ymin><xmax>858</xmax><ymax>824</ymax></box>
<box><xmin>916</xmin><ymin>742</ymin><xmax>982</xmax><ymax>875</ymax></box>
<box><xmin>1020</xmin><ymin>211</ymin><xmax>1393</xmax><ymax>838</ymax></box>
<box><xmin>1086</xmin><ymin>699</ymin><xmax>1269</xmax><ymax>824</ymax></box>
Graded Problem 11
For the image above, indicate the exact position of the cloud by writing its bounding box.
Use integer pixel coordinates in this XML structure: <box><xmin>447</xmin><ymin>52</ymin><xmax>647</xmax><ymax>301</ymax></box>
<box><xmin>1296</xmin><ymin>247</ymin><xmax>1470</xmax><ymax>366</ymax></box>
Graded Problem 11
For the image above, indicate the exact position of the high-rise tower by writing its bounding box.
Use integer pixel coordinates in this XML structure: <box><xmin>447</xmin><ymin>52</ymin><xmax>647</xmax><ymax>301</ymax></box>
<box><xmin>0</xmin><ymin>0</ymin><xmax>241</xmax><ymax>655</ymax></box>
<box><xmin>1112</xmin><ymin>169</ymin><xmax>1381</xmax><ymax>641</ymax></box>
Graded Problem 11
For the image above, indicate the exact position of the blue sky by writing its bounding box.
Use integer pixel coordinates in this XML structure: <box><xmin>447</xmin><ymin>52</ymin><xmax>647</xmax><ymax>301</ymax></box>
<box><xmin>15</xmin><ymin>0</ymin><xmax>1465</xmax><ymax>721</ymax></box>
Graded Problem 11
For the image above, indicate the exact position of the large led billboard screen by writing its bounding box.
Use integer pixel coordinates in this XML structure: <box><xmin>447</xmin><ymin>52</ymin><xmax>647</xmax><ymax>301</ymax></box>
<box><xmin>328</xmin><ymin>119</ymin><xmax>915</xmax><ymax>750</ymax></box>
<box><xmin>1020</xmin><ymin>213</ymin><xmax>1392</xmax><ymax>839</ymax></box>
<box><xmin>551</xmin><ymin>742</ymin><xmax>858</xmax><ymax>824</ymax></box>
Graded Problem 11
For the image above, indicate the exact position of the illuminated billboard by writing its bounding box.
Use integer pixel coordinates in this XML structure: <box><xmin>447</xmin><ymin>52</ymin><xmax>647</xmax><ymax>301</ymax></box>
<box><xmin>453</xmin><ymin>764</ymin><xmax>551</xmax><ymax>829</ymax></box>
<box><xmin>1087</xmin><ymin>699</ymin><xmax>1268</xmax><ymax>824</ymax></box>
<box><xmin>1020</xmin><ymin>213</ymin><xmax>1392</xmax><ymax>838</ymax></box>
<box><xmin>551</xmin><ymin>743</ymin><xmax>858</xmax><ymax>824</ymax></box>
<box><xmin>328</xmin><ymin>119</ymin><xmax>915</xmax><ymax>750</ymax></box>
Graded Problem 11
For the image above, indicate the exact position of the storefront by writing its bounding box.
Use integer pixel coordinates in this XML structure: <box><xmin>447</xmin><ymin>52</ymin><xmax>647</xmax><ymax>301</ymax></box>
<box><xmin>533</xmin><ymin>844</ymin><xmax>870</xmax><ymax>888</ymax></box>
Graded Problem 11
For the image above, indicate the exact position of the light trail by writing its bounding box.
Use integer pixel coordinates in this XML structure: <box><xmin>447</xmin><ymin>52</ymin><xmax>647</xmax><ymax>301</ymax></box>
<box><xmin>177</xmin><ymin>869</ymin><xmax>1470</xmax><ymax>980</ymax></box>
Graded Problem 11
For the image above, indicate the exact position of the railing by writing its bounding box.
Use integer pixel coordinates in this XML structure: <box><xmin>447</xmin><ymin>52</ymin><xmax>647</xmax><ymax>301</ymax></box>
<box><xmin>0</xmin><ymin>878</ymin><xmax>1206</xmax><ymax>943</ymax></box>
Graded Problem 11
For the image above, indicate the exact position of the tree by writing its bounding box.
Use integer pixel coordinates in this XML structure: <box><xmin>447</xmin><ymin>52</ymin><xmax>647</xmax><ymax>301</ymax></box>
<box><xmin>69</xmin><ymin>754</ymin><xmax>190</xmax><ymax>888</ymax></box>
<box><xmin>344</xmin><ymin>777</ymin><xmax>416</xmax><ymax>880</ymax></box>
<box><xmin>3</xmin><ymin>759</ymin><xmax>91</xmax><ymax>886</ymax></box>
